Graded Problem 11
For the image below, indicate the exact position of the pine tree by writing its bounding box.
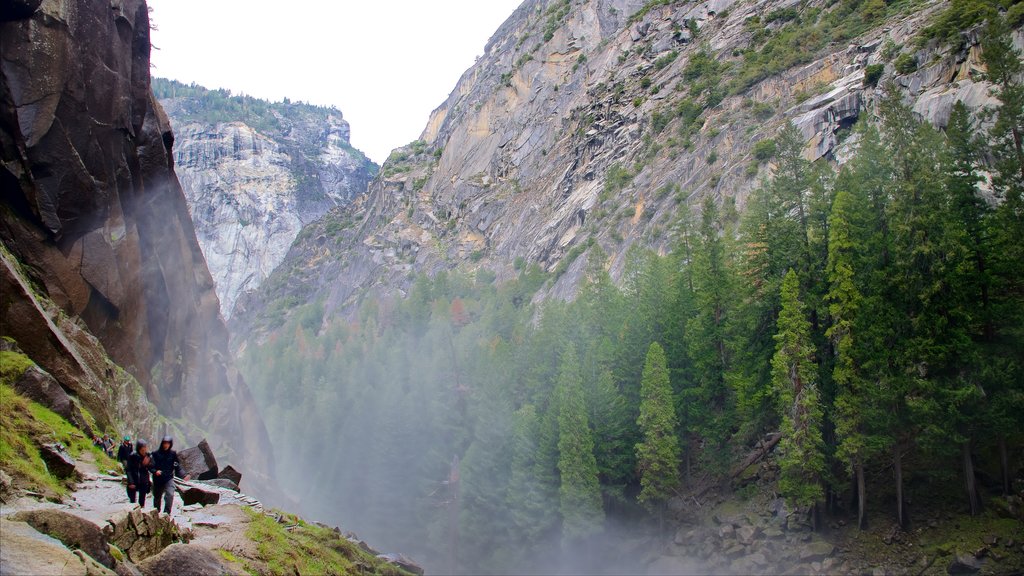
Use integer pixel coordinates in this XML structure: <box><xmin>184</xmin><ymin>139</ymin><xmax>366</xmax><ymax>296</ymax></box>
<box><xmin>635</xmin><ymin>343</ymin><xmax>681</xmax><ymax>512</ymax></box>
<box><xmin>555</xmin><ymin>343</ymin><xmax>604</xmax><ymax>543</ymax></box>
<box><xmin>507</xmin><ymin>405</ymin><xmax>558</xmax><ymax>549</ymax></box>
<box><xmin>773</xmin><ymin>270</ymin><xmax>826</xmax><ymax>515</ymax></box>
<box><xmin>686</xmin><ymin>197</ymin><xmax>736</xmax><ymax>473</ymax></box>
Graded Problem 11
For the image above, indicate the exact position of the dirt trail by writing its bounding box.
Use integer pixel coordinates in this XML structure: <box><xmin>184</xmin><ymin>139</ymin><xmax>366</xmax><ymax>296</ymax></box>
<box><xmin>0</xmin><ymin>452</ymin><xmax>265</xmax><ymax>560</ymax></box>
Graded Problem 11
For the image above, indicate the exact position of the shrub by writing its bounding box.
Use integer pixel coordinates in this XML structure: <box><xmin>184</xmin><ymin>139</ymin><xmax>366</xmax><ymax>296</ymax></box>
<box><xmin>653</xmin><ymin>51</ymin><xmax>679</xmax><ymax>70</ymax></box>
<box><xmin>863</xmin><ymin>63</ymin><xmax>885</xmax><ymax>87</ymax></box>
<box><xmin>894</xmin><ymin>53</ymin><xmax>918</xmax><ymax>74</ymax></box>
<box><xmin>753</xmin><ymin>138</ymin><xmax>777</xmax><ymax>161</ymax></box>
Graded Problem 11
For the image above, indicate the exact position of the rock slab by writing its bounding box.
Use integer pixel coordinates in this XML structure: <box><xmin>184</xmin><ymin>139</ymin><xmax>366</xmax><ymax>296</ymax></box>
<box><xmin>39</xmin><ymin>442</ymin><xmax>77</xmax><ymax>479</ymax></box>
<box><xmin>178</xmin><ymin>439</ymin><xmax>218</xmax><ymax>480</ymax></box>
<box><xmin>10</xmin><ymin>509</ymin><xmax>115</xmax><ymax>568</ymax></box>
<box><xmin>136</xmin><ymin>544</ymin><xmax>235</xmax><ymax>576</ymax></box>
<box><xmin>0</xmin><ymin>518</ymin><xmax>87</xmax><ymax>576</ymax></box>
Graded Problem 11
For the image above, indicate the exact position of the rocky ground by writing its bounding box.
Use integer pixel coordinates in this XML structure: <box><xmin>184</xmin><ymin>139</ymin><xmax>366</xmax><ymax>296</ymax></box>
<box><xmin>647</xmin><ymin>459</ymin><xmax>1024</xmax><ymax>576</ymax></box>
<box><xmin>0</xmin><ymin>453</ymin><xmax>418</xmax><ymax>576</ymax></box>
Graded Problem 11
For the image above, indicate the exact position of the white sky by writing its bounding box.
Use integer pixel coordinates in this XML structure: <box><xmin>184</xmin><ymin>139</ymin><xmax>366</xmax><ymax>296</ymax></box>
<box><xmin>148</xmin><ymin>0</ymin><xmax>523</xmax><ymax>164</ymax></box>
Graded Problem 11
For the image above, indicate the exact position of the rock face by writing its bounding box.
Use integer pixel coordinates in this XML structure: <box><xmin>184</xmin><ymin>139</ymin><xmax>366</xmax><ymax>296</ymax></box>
<box><xmin>155</xmin><ymin>79</ymin><xmax>377</xmax><ymax>318</ymax></box>
<box><xmin>232</xmin><ymin>0</ymin><xmax>1023</xmax><ymax>341</ymax></box>
<box><xmin>0</xmin><ymin>0</ymin><xmax>274</xmax><ymax>492</ymax></box>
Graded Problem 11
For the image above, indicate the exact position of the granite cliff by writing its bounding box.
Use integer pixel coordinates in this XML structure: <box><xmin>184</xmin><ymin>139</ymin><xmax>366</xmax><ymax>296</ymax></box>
<box><xmin>0</xmin><ymin>0</ymin><xmax>273</xmax><ymax>492</ymax></box>
<box><xmin>154</xmin><ymin>79</ymin><xmax>377</xmax><ymax>318</ymax></box>
<box><xmin>232</xmin><ymin>0</ymin><xmax>1022</xmax><ymax>341</ymax></box>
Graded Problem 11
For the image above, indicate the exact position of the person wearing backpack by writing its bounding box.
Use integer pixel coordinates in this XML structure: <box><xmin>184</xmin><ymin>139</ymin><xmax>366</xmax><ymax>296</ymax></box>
<box><xmin>125</xmin><ymin>439</ymin><xmax>152</xmax><ymax>507</ymax></box>
<box><xmin>117</xmin><ymin>435</ymin><xmax>132</xmax><ymax>469</ymax></box>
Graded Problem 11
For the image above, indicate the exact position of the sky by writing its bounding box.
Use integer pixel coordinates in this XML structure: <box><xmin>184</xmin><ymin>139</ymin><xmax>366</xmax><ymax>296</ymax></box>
<box><xmin>148</xmin><ymin>0</ymin><xmax>524</xmax><ymax>164</ymax></box>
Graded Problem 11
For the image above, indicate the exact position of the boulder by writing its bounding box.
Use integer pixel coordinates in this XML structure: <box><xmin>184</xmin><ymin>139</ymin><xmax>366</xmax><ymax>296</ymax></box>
<box><xmin>0</xmin><ymin>517</ymin><xmax>87</xmax><ymax>576</ymax></box>
<box><xmin>73</xmin><ymin>550</ymin><xmax>117</xmax><ymax>576</ymax></box>
<box><xmin>201</xmin><ymin>478</ymin><xmax>239</xmax><ymax>492</ymax></box>
<box><xmin>136</xmin><ymin>544</ymin><xmax>235</xmax><ymax>576</ymax></box>
<box><xmin>10</xmin><ymin>510</ymin><xmax>114</xmax><ymax>568</ymax></box>
<box><xmin>947</xmin><ymin>554</ymin><xmax>983</xmax><ymax>574</ymax></box>
<box><xmin>799</xmin><ymin>540</ymin><xmax>835</xmax><ymax>562</ymax></box>
<box><xmin>103</xmin><ymin>508</ymin><xmax>191</xmax><ymax>562</ymax></box>
<box><xmin>178</xmin><ymin>439</ymin><xmax>219</xmax><ymax>480</ymax></box>
<box><xmin>39</xmin><ymin>442</ymin><xmax>77</xmax><ymax>479</ymax></box>
<box><xmin>178</xmin><ymin>484</ymin><xmax>221</xmax><ymax>506</ymax></box>
<box><xmin>737</xmin><ymin>525</ymin><xmax>761</xmax><ymax>546</ymax></box>
<box><xmin>217</xmin><ymin>465</ymin><xmax>242</xmax><ymax>487</ymax></box>
<box><xmin>13</xmin><ymin>365</ymin><xmax>90</xmax><ymax>434</ymax></box>
<box><xmin>718</xmin><ymin>523</ymin><xmax>736</xmax><ymax>539</ymax></box>
<box><xmin>377</xmin><ymin>553</ymin><xmax>425</xmax><ymax>575</ymax></box>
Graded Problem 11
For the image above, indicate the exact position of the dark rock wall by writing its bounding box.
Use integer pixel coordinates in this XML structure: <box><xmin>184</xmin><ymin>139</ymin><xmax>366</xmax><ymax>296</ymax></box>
<box><xmin>0</xmin><ymin>0</ymin><xmax>273</xmax><ymax>486</ymax></box>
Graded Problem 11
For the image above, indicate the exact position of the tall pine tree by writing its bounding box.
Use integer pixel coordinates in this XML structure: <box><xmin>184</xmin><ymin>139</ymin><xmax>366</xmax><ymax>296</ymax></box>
<box><xmin>635</xmin><ymin>342</ymin><xmax>681</xmax><ymax>512</ymax></box>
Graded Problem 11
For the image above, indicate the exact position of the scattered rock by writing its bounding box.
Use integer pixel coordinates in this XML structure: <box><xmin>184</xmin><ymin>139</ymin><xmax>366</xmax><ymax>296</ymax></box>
<box><xmin>178</xmin><ymin>484</ymin><xmax>220</xmax><ymax>506</ymax></box>
<box><xmin>947</xmin><ymin>554</ymin><xmax>983</xmax><ymax>574</ymax></box>
<box><xmin>377</xmin><ymin>553</ymin><xmax>425</xmax><ymax>575</ymax></box>
<box><xmin>0</xmin><ymin>468</ymin><xmax>14</xmax><ymax>502</ymax></box>
<box><xmin>39</xmin><ymin>442</ymin><xmax>77</xmax><ymax>479</ymax></box>
<box><xmin>10</xmin><ymin>509</ymin><xmax>114</xmax><ymax>568</ymax></box>
<box><xmin>200</xmin><ymin>478</ymin><xmax>239</xmax><ymax>492</ymax></box>
<box><xmin>136</xmin><ymin>544</ymin><xmax>237</xmax><ymax>576</ymax></box>
<box><xmin>0</xmin><ymin>518</ymin><xmax>87</xmax><ymax>576</ymax></box>
<box><xmin>799</xmin><ymin>540</ymin><xmax>835</xmax><ymax>562</ymax></box>
<box><xmin>73</xmin><ymin>550</ymin><xmax>117</xmax><ymax>576</ymax></box>
<box><xmin>103</xmin><ymin>508</ymin><xmax>191</xmax><ymax>562</ymax></box>
<box><xmin>982</xmin><ymin>534</ymin><xmax>999</xmax><ymax>546</ymax></box>
<box><xmin>737</xmin><ymin>525</ymin><xmax>761</xmax><ymax>546</ymax></box>
<box><xmin>113</xmin><ymin>560</ymin><xmax>144</xmax><ymax>576</ymax></box>
<box><xmin>763</xmin><ymin>527</ymin><xmax>784</xmax><ymax>539</ymax></box>
<box><xmin>216</xmin><ymin>465</ymin><xmax>242</xmax><ymax>487</ymax></box>
<box><xmin>718</xmin><ymin>523</ymin><xmax>736</xmax><ymax>539</ymax></box>
<box><xmin>178</xmin><ymin>440</ymin><xmax>219</xmax><ymax>480</ymax></box>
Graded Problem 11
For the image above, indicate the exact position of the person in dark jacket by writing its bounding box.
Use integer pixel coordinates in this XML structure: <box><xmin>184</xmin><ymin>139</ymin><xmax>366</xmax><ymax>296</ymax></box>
<box><xmin>125</xmin><ymin>439</ymin><xmax>152</xmax><ymax>507</ymax></box>
<box><xmin>117</xmin><ymin>436</ymin><xmax>132</xmax><ymax>468</ymax></box>
<box><xmin>150</xmin><ymin>436</ymin><xmax>189</xmax><ymax>515</ymax></box>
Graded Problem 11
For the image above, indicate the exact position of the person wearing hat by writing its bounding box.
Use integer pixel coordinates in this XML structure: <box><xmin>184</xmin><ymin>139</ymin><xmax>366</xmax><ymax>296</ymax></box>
<box><xmin>125</xmin><ymin>439</ymin><xmax>152</xmax><ymax>507</ymax></box>
<box><xmin>117</xmin><ymin>435</ymin><xmax>132</xmax><ymax>469</ymax></box>
<box><xmin>149</xmin><ymin>436</ymin><xmax>190</xmax><ymax>515</ymax></box>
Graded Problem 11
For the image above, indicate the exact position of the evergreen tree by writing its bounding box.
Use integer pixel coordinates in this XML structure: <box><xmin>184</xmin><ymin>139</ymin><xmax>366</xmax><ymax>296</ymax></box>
<box><xmin>773</xmin><ymin>270</ymin><xmax>826</xmax><ymax>514</ymax></box>
<box><xmin>635</xmin><ymin>343</ymin><xmax>681</xmax><ymax>511</ymax></box>
<box><xmin>507</xmin><ymin>405</ymin><xmax>558</xmax><ymax>551</ymax></box>
<box><xmin>686</xmin><ymin>197</ymin><xmax>736</xmax><ymax>473</ymax></box>
<box><xmin>555</xmin><ymin>343</ymin><xmax>605</xmax><ymax>543</ymax></box>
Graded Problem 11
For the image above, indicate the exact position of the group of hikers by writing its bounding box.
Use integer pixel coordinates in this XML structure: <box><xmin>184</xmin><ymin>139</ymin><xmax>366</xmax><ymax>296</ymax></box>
<box><xmin>114</xmin><ymin>435</ymin><xmax>190</xmax><ymax>515</ymax></box>
<box><xmin>92</xmin><ymin>434</ymin><xmax>116</xmax><ymax>458</ymax></box>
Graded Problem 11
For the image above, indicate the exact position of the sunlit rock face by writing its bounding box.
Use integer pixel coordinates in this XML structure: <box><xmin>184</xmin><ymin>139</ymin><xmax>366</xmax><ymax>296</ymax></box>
<box><xmin>232</xmin><ymin>0</ymin><xmax>1022</xmax><ymax>342</ymax></box>
<box><xmin>158</xmin><ymin>88</ymin><xmax>377</xmax><ymax>318</ymax></box>
<box><xmin>0</xmin><ymin>0</ymin><xmax>275</xmax><ymax>492</ymax></box>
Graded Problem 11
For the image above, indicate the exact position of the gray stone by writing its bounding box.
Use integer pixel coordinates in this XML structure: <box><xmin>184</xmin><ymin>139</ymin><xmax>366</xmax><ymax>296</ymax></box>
<box><xmin>0</xmin><ymin>468</ymin><xmax>14</xmax><ymax>501</ymax></box>
<box><xmin>217</xmin><ymin>465</ymin><xmax>242</xmax><ymax>487</ymax></box>
<box><xmin>178</xmin><ymin>439</ymin><xmax>218</xmax><ymax>480</ymax></box>
<box><xmin>10</xmin><ymin>509</ymin><xmax>114</xmax><ymax>568</ymax></box>
<box><xmin>947</xmin><ymin>554</ymin><xmax>983</xmax><ymax>574</ymax></box>
<box><xmin>38</xmin><ymin>442</ymin><xmax>77</xmax><ymax>479</ymax></box>
<box><xmin>103</xmin><ymin>508</ymin><xmax>191</xmax><ymax>562</ymax></box>
<box><xmin>799</xmin><ymin>540</ymin><xmax>835</xmax><ymax>562</ymax></box>
<box><xmin>737</xmin><ymin>525</ymin><xmax>761</xmax><ymax>546</ymax></box>
<box><xmin>136</xmin><ymin>544</ymin><xmax>234</xmax><ymax>576</ymax></box>
<box><xmin>201</xmin><ymin>478</ymin><xmax>239</xmax><ymax>492</ymax></box>
<box><xmin>178</xmin><ymin>484</ymin><xmax>220</xmax><ymax>506</ymax></box>
<box><xmin>73</xmin><ymin>550</ymin><xmax>117</xmax><ymax>576</ymax></box>
<box><xmin>0</xmin><ymin>518</ymin><xmax>87</xmax><ymax>576</ymax></box>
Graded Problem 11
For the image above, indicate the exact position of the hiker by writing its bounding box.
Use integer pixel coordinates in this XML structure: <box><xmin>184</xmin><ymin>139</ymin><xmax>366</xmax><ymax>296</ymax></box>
<box><xmin>117</xmin><ymin>435</ymin><xmax>132</xmax><ymax>468</ymax></box>
<box><xmin>102</xmin><ymin>435</ymin><xmax>114</xmax><ymax>457</ymax></box>
<box><xmin>149</xmin><ymin>436</ymin><xmax>190</xmax><ymax>515</ymax></box>
<box><xmin>125</xmin><ymin>439</ymin><xmax>152</xmax><ymax>507</ymax></box>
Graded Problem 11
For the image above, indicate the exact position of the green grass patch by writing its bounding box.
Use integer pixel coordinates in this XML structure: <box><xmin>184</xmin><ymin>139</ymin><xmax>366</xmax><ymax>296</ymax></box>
<box><xmin>0</xmin><ymin>350</ymin><xmax>34</xmax><ymax>386</ymax></box>
<box><xmin>242</xmin><ymin>508</ymin><xmax>407</xmax><ymax>575</ymax></box>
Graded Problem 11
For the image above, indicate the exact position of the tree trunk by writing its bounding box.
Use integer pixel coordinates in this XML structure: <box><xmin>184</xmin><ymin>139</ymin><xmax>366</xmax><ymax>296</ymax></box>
<box><xmin>894</xmin><ymin>444</ymin><xmax>906</xmax><ymax>529</ymax></box>
<box><xmin>962</xmin><ymin>441</ymin><xmax>979</xmax><ymax>516</ymax></box>
<box><xmin>856</xmin><ymin>460</ymin><xmax>867</xmax><ymax>530</ymax></box>
<box><xmin>999</xmin><ymin>436</ymin><xmax>1010</xmax><ymax>496</ymax></box>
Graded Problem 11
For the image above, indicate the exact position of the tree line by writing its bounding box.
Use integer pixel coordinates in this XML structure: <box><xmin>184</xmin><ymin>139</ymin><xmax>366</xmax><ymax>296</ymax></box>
<box><xmin>241</xmin><ymin>15</ymin><xmax>1023</xmax><ymax>574</ymax></box>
